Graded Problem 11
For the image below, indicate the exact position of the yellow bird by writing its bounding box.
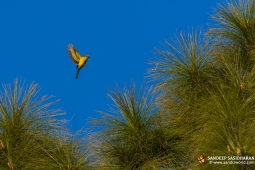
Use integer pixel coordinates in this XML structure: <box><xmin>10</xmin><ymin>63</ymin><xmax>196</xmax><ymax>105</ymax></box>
<box><xmin>67</xmin><ymin>44</ymin><xmax>90</xmax><ymax>79</ymax></box>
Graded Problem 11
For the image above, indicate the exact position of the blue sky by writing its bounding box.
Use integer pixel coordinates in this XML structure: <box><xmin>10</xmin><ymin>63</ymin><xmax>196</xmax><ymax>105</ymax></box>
<box><xmin>1</xmin><ymin>0</ymin><xmax>221</xmax><ymax>132</ymax></box>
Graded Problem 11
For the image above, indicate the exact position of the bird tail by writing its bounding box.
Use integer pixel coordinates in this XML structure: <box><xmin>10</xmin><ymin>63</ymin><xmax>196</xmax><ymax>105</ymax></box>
<box><xmin>76</xmin><ymin>69</ymin><xmax>81</xmax><ymax>79</ymax></box>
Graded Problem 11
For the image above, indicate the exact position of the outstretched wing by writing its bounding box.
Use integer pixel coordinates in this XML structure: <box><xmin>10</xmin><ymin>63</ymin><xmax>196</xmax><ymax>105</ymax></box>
<box><xmin>67</xmin><ymin>44</ymin><xmax>81</xmax><ymax>64</ymax></box>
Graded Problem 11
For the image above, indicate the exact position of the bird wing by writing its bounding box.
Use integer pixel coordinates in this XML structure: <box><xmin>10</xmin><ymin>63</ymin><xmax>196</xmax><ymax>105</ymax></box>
<box><xmin>67</xmin><ymin>44</ymin><xmax>81</xmax><ymax>64</ymax></box>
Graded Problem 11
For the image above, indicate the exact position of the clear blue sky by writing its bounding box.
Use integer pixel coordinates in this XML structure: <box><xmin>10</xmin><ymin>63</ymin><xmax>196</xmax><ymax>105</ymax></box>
<box><xmin>1</xmin><ymin>0</ymin><xmax>221</xmax><ymax>132</ymax></box>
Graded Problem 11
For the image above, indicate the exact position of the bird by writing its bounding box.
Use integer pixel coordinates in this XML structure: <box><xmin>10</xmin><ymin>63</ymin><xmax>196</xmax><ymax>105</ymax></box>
<box><xmin>67</xmin><ymin>44</ymin><xmax>90</xmax><ymax>79</ymax></box>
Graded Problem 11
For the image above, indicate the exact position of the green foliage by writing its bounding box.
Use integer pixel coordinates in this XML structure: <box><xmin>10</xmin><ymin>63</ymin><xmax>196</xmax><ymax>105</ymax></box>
<box><xmin>210</xmin><ymin>0</ymin><xmax>255</xmax><ymax>70</ymax></box>
<box><xmin>147</xmin><ymin>1</ymin><xmax>255</xmax><ymax>169</ymax></box>
<box><xmin>91</xmin><ymin>84</ymin><xmax>188</xmax><ymax>169</ymax></box>
<box><xmin>41</xmin><ymin>131</ymin><xmax>92</xmax><ymax>170</ymax></box>
<box><xmin>149</xmin><ymin>29</ymin><xmax>214</xmax><ymax>113</ymax></box>
<box><xmin>0</xmin><ymin>79</ymin><xmax>64</xmax><ymax>169</ymax></box>
<box><xmin>0</xmin><ymin>79</ymin><xmax>92</xmax><ymax>169</ymax></box>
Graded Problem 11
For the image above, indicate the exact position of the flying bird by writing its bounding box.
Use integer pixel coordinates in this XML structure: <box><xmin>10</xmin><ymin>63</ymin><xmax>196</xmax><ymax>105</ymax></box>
<box><xmin>67</xmin><ymin>44</ymin><xmax>90</xmax><ymax>79</ymax></box>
